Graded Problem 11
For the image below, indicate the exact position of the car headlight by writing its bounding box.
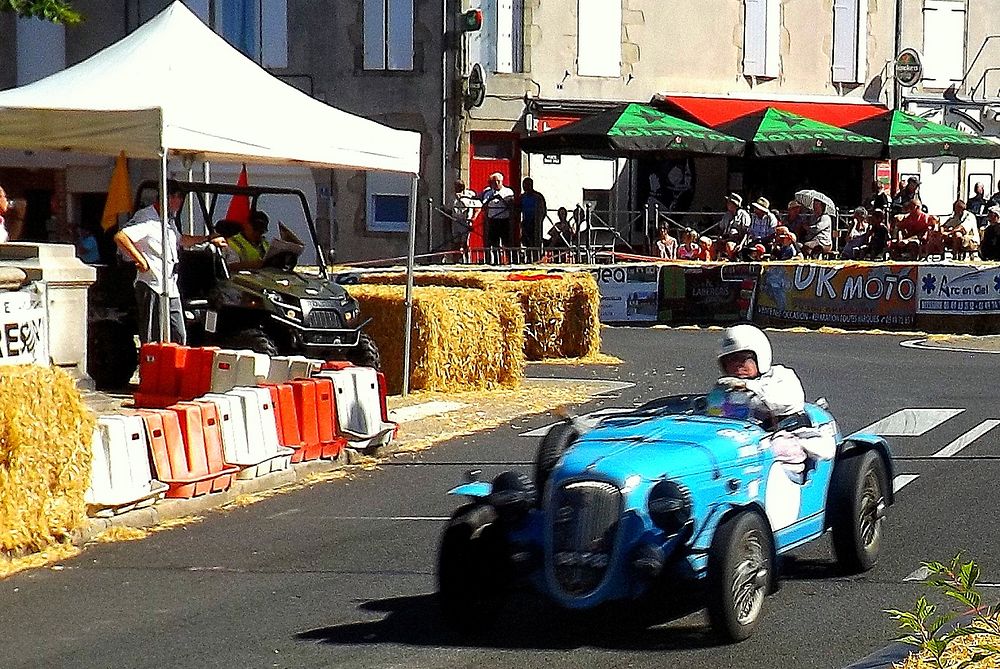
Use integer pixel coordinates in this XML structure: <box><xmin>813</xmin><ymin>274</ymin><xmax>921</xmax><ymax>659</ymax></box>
<box><xmin>488</xmin><ymin>471</ymin><xmax>537</xmax><ymax>522</ymax></box>
<box><xmin>648</xmin><ymin>479</ymin><xmax>692</xmax><ymax>535</ymax></box>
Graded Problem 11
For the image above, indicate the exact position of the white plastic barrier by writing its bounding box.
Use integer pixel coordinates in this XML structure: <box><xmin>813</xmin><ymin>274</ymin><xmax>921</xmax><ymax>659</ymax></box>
<box><xmin>267</xmin><ymin>355</ymin><xmax>323</xmax><ymax>383</ymax></box>
<box><xmin>225</xmin><ymin>387</ymin><xmax>293</xmax><ymax>477</ymax></box>
<box><xmin>211</xmin><ymin>349</ymin><xmax>271</xmax><ymax>392</ymax></box>
<box><xmin>86</xmin><ymin>415</ymin><xmax>168</xmax><ymax>517</ymax></box>
<box><xmin>317</xmin><ymin>366</ymin><xmax>396</xmax><ymax>449</ymax></box>
<box><xmin>200</xmin><ymin>393</ymin><xmax>256</xmax><ymax>477</ymax></box>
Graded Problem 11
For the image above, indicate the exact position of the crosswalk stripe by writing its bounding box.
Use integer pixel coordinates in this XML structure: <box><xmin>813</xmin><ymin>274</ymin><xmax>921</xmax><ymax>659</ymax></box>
<box><xmin>932</xmin><ymin>420</ymin><xmax>1000</xmax><ymax>458</ymax></box>
<box><xmin>520</xmin><ymin>408</ymin><xmax>632</xmax><ymax>438</ymax></box>
<box><xmin>858</xmin><ymin>408</ymin><xmax>964</xmax><ymax>437</ymax></box>
<box><xmin>893</xmin><ymin>474</ymin><xmax>919</xmax><ymax>493</ymax></box>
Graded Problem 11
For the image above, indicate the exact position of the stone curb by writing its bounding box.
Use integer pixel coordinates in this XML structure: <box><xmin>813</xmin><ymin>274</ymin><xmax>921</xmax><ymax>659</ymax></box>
<box><xmin>76</xmin><ymin>448</ymin><xmax>359</xmax><ymax>544</ymax></box>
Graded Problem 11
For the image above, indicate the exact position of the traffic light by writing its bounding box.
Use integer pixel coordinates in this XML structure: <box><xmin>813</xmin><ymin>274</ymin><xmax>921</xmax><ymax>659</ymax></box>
<box><xmin>460</xmin><ymin>9</ymin><xmax>483</xmax><ymax>32</ymax></box>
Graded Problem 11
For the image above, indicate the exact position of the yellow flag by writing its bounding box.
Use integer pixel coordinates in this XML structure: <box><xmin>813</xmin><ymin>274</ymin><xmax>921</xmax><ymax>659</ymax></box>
<box><xmin>100</xmin><ymin>151</ymin><xmax>132</xmax><ymax>231</ymax></box>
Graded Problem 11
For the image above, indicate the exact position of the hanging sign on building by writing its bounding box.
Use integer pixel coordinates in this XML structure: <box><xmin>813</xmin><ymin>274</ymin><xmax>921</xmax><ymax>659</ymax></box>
<box><xmin>895</xmin><ymin>49</ymin><xmax>923</xmax><ymax>88</ymax></box>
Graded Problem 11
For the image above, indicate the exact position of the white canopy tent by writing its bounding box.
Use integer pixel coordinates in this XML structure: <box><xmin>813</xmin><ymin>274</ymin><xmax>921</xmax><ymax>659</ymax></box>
<box><xmin>0</xmin><ymin>1</ymin><xmax>423</xmax><ymax>392</ymax></box>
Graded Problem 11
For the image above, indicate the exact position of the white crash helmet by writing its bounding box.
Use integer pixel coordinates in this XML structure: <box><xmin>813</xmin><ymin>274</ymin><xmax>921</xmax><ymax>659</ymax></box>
<box><xmin>717</xmin><ymin>324</ymin><xmax>772</xmax><ymax>375</ymax></box>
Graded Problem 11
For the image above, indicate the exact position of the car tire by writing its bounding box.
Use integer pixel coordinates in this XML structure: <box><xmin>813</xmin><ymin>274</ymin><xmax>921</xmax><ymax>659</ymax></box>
<box><xmin>346</xmin><ymin>332</ymin><xmax>381</xmax><ymax>370</ymax></box>
<box><xmin>437</xmin><ymin>503</ymin><xmax>507</xmax><ymax>632</ymax></box>
<box><xmin>534</xmin><ymin>423</ymin><xmax>579</xmax><ymax>503</ymax></box>
<box><xmin>706</xmin><ymin>511</ymin><xmax>773</xmax><ymax>643</ymax></box>
<box><xmin>829</xmin><ymin>450</ymin><xmax>888</xmax><ymax>574</ymax></box>
<box><xmin>227</xmin><ymin>328</ymin><xmax>279</xmax><ymax>357</ymax></box>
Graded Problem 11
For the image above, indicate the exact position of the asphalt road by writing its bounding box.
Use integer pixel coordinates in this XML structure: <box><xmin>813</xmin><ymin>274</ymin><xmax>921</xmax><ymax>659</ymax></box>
<box><xmin>2</xmin><ymin>326</ymin><xmax>998</xmax><ymax>669</ymax></box>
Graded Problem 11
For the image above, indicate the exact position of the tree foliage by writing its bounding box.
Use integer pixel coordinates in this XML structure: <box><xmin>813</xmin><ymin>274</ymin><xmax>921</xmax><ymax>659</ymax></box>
<box><xmin>0</xmin><ymin>0</ymin><xmax>81</xmax><ymax>24</ymax></box>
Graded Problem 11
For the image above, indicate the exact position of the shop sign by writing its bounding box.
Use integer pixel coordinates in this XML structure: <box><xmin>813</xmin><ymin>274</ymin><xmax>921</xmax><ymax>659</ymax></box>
<box><xmin>916</xmin><ymin>267</ymin><xmax>1000</xmax><ymax>315</ymax></box>
<box><xmin>0</xmin><ymin>288</ymin><xmax>48</xmax><ymax>366</ymax></box>
<box><xmin>592</xmin><ymin>264</ymin><xmax>660</xmax><ymax>322</ymax></box>
<box><xmin>895</xmin><ymin>49</ymin><xmax>923</xmax><ymax>88</ymax></box>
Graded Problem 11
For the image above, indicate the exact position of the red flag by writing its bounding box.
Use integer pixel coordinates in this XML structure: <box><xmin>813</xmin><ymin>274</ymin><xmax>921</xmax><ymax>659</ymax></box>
<box><xmin>225</xmin><ymin>164</ymin><xmax>251</xmax><ymax>233</ymax></box>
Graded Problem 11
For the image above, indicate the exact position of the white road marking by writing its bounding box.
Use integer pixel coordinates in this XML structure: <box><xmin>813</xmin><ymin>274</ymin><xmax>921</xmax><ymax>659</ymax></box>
<box><xmin>520</xmin><ymin>407</ymin><xmax>633</xmax><ymax>438</ymax></box>
<box><xmin>858</xmin><ymin>408</ymin><xmax>964</xmax><ymax>437</ymax></box>
<box><xmin>900</xmin><ymin>339</ymin><xmax>1000</xmax><ymax>355</ymax></box>
<box><xmin>893</xmin><ymin>474</ymin><xmax>920</xmax><ymax>493</ymax></box>
<box><xmin>932</xmin><ymin>420</ymin><xmax>1000</xmax><ymax>458</ymax></box>
<box><xmin>388</xmin><ymin>401</ymin><xmax>466</xmax><ymax>423</ymax></box>
<box><xmin>313</xmin><ymin>516</ymin><xmax>449</xmax><ymax>521</ymax></box>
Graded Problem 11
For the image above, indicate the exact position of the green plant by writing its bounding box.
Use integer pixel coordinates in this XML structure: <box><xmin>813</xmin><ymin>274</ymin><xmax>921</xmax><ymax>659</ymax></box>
<box><xmin>0</xmin><ymin>1</ymin><xmax>81</xmax><ymax>24</ymax></box>
<box><xmin>886</xmin><ymin>554</ymin><xmax>1000</xmax><ymax>669</ymax></box>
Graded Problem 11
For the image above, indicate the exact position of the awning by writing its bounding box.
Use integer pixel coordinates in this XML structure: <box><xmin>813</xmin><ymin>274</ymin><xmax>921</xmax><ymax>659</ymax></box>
<box><xmin>654</xmin><ymin>94</ymin><xmax>888</xmax><ymax>129</ymax></box>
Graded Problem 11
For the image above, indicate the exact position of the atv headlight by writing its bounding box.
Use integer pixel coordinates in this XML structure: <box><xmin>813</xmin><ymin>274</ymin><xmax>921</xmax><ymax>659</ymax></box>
<box><xmin>648</xmin><ymin>479</ymin><xmax>692</xmax><ymax>535</ymax></box>
<box><xmin>264</xmin><ymin>290</ymin><xmax>302</xmax><ymax>314</ymax></box>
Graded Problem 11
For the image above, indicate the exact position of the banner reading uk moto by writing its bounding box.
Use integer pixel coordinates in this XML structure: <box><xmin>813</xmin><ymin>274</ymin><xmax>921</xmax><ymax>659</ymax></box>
<box><xmin>754</xmin><ymin>263</ymin><xmax>918</xmax><ymax>327</ymax></box>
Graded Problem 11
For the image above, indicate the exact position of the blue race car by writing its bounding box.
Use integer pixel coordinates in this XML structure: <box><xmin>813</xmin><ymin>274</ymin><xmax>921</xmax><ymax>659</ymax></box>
<box><xmin>436</xmin><ymin>394</ymin><xmax>893</xmax><ymax>642</ymax></box>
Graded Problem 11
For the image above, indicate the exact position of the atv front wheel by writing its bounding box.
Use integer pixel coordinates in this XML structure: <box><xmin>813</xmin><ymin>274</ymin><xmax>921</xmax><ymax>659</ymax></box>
<box><xmin>707</xmin><ymin>511</ymin><xmax>773</xmax><ymax>643</ymax></box>
<box><xmin>227</xmin><ymin>328</ymin><xmax>279</xmax><ymax>357</ymax></box>
<box><xmin>346</xmin><ymin>332</ymin><xmax>381</xmax><ymax>370</ymax></box>
<box><xmin>829</xmin><ymin>450</ymin><xmax>888</xmax><ymax>574</ymax></box>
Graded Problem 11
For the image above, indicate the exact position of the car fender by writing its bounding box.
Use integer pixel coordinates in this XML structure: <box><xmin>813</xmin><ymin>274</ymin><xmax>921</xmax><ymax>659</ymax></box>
<box><xmin>448</xmin><ymin>481</ymin><xmax>492</xmax><ymax>499</ymax></box>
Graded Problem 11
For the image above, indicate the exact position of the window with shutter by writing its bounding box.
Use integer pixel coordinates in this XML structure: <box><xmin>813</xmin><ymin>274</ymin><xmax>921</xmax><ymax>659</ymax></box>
<box><xmin>832</xmin><ymin>0</ymin><xmax>866</xmax><ymax>83</ymax></box>
<box><xmin>496</xmin><ymin>0</ymin><xmax>515</xmax><ymax>73</ymax></box>
<box><xmin>261</xmin><ymin>0</ymin><xmax>288</xmax><ymax>69</ymax></box>
<box><xmin>578</xmin><ymin>0</ymin><xmax>622</xmax><ymax>77</ymax></box>
<box><xmin>922</xmin><ymin>0</ymin><xmax>966</xmax><ymax>89</ymax></box>
<box><xmin>364</xmin><ymin>0</ymin><xmax>414</xmax><ymax>71</ymax></box>
<box><xmin>363</xmin><ymin>0</ymin><xmax>387</xmax><ymax>70</ymax></box>
<box><xmin>744</xmin><ymin>0</ymin><xmax>781</xmax><ymax>78</ymax></box>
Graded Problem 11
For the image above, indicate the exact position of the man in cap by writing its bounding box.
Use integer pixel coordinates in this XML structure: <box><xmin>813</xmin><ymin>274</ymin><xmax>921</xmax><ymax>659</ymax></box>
<box><xmin>719</xmin><ymin>192</ymin><xmax>751</xmax><ymax>249</ymax></box>
<box><xmin>980</xmin><ymin>205</ymin><xmax>1000</xmax><ymax>261</ymax></box>
<box><xmin>226</xmin><ymin>210</ymin><xmax>272</xmax><ymax>270</ymax></box>
<box><xmin>783</xmin><ymin>199</ymin><xmax>810</xmax><ymax>243</ymax></box>
<box><xmin>748</xmin><ymin>196</ymin><xmax>778</xmax><ymax>245</ymax></box>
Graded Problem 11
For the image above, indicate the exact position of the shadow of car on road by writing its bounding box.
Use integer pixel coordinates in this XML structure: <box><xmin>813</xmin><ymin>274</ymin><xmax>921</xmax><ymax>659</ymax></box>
<box><xmin>297</xmin><ymin>591</ymin><xmax>725</xmax><ymax>652</ymax></box>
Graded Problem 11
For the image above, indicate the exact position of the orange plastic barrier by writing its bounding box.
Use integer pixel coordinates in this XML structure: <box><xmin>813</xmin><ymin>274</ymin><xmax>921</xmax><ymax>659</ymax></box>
<box><xmin>263</xmin><ymin>383</ymin><xmax>307</xmax><ymax>459</ymax></box>
<box><xmin>377</xmin><ymin>371</ymin><xmax>390</xmax><ymax>424</ymax></box>
<box><xmin>313</xmin><ymin>377</ymin><xmax>347</xmax><ymax>459</ymax></box>
<box><xmin>180</xmin><ymin>346</ymin><xmax>218</xmax><ymax>400</ymax></box>
<box><xmin>129</xmin><ymin>408</ymin><xmax>236</xmax><ymax>498</ymax></box>
<box><xmin>320</xmin><ymin>360</ymin><xmax>353</xmax><ymax>372</ymax></box>
<box><xmin>169</xmin><ymin>402</ymin><xmax>238</xmax><ymax>495</ymax></box>
<box><xmin>135</xmin><ymin>343</ymin><xmax>188</xmax><ymax>408</ymax></box>
<box><xmin>288</xmin><ymin>379</ymin><xmax>324</xmax><ymax>462</ymax></box>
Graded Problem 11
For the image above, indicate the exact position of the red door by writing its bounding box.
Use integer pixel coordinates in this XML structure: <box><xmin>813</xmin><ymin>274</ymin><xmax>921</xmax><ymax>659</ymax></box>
<box><xmin>469</xmin><ymin>131</ymin><xmax>521</xmax><ymax>249</ymax></box>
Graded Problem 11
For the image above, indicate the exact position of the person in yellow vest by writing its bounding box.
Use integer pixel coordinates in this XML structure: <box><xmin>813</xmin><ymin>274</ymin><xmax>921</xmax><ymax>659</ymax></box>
<box><xmin>226</xmin><ymin>210</ymin><xmax>271</xmax><ymax>270</ymax></box>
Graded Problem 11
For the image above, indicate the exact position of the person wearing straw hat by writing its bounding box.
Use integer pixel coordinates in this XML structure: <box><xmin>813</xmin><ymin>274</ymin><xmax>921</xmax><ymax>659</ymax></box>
<box><xmin>719</xmin><ymin>193</ymin><xmax>751</xmax><ymax>246</ymax></box>
<box><xmin>748</xmin><ymin>196</ymin><xmax>778</xmax><ymax>244</ymax></box>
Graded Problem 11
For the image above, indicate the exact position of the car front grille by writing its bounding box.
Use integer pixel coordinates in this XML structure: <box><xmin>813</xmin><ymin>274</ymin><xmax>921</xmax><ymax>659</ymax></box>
<box><xmin>550</xmin><ymin>479</ymin><xmax>622</xmax><ymax>597</ymax></box>
<box><xmin>305</xmin><ymin>309</ymin><xmax>342</xmax><ymax>329</ymax></box>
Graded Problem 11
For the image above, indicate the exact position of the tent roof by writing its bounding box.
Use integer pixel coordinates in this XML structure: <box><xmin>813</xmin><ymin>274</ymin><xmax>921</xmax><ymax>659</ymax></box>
<box><xmin>0</xmin><ymin>2</ymin><xmax>420</xmax><ymax>174</ymax></box>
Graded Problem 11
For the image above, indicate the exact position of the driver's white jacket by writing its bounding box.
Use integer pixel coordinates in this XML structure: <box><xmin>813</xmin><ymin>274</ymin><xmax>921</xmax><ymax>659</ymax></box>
<box><xmin>740</xmin><ymin>365</ymin><xmax>806</xmax><ymax>419</ymax></box>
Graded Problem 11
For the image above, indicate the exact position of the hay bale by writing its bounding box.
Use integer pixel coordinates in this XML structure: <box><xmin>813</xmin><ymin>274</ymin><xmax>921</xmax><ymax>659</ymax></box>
<box><xmin>358</xmin><ymin>270</ymin><xmax>602</xmax><ymax>360</ymax></box>
<box><xmin>346</xmin><ymin>284</ymin><xmax>525</xmax><ymax>394</ymax></box>
<box><xmin>0</xmin><ymin>366</ymin><xmax>95</xmax><ymax>556</ymax></box>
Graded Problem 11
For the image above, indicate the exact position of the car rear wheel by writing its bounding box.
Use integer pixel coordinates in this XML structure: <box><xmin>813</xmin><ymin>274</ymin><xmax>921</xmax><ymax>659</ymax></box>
<box><xmin>830</xmin><ymin>450</ymin><xmax>888</xmax><ymax>574</ymax></box>
<box><xmin>707</xmin><ymin>511</ymin><xmax>773</xmax><ymax>643</ymax></box>
<box><xmin>437</xmin><ymin>503</ymin><xmax>507</xmax><ymax>632</ymax></box>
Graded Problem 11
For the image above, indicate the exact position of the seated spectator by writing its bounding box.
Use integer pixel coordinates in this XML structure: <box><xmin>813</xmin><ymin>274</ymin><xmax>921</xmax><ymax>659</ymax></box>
<box><xmin>546</xmin><ymin>207</ymin><xmax>574</xmax><ymax>248</ymax></box>
<box><xmin>801</xmin><ymin>200</ymin><xmax>834</xmax><ymax>258</ymax></box>
<box><xmin>939</xmin><ymin>199</ymin><xmax>980</xmax><ymax>260</ymax></box>
<box><xmin>699</xmin><ymin>235</ymin><xmax>715</xmax><ymax>261</ymax></box>
<box><xmin>747</xmin><ymin>197</ymin><xmax>778</xmax><ymax>245</ymax></box>
<box><xmin>720</xmin><ymin>193</ymin><xmax>751</xmax><ymax>242</ymax></box>
<box><xmin>855</xmin><ymin>210</ymin><xmax>890</xmax><ymax>261</ymax></box>
<box><xmin>783</xmin><ymin>199</ymin><xmax>810</xmax><ymax>242</ymax></box>
<box><xmin>980</xmin><ymin>206</ymin><xmax>1000</xmax><ymax>261</ymax></box>
<box><xmin>654</xmin><ymin>226</ymin><xmax>677</xmax><ymax>259</ymax></box>
<box><xmin>677</xmin><ymin>228</ymin><xmax>702</xmax><ymax>260</ymax></box>
<box><xmin>771</xmin><ymin>226</ymin><xmax>801</xmax><ymax>260</ymax></box>
<box><xmin>711</xmin><ymin>227</ymin><xmax>741</xmax><ymax>261</ymax></box>
<box><xmin>840</xmin><ymin>207</ymin><xmax>870</xmax><ymax>260</ymax></box>
<box><xmin>889</xmin><ymin>198</ymin><xmax>934</xmax><ymax>261</ymax></box>
<box><xmin>748</xmin><ymin>243</ymin><xmax>768</xmax><ymax>262</ymax></box>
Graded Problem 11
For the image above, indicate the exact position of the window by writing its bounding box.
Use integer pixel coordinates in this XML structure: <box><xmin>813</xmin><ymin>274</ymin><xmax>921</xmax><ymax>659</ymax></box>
<box><xmin>577</xmin><ymin>0</ymin><xmax>621</xmax><ymax>77</ymax></box>
<box><xmin>16</xmin><ymin>17</ymin><xmax>65</xmax><ymax>86</ymax></box>
<box><xmin>364</xmin><ymin>0</ymin><xmax>414</xmax><ymax>71</ymax></box>
<box><xmin>922</xmin><ymin>0</ymin><xmax>966</xmax><ymax>89</ymax></box>
<box><xmin>366</xmin><ymin>172</ymin><xmax>412</xmax><ymax>233</ymax></box>
<box><xmin>743</xmin><ymin>0</ymin><xmax>780</xmax><ymax>78</ymax></box>
<box><xmin>470</xmin><ymin>0</ymin><xmax>524</xmax><ymax>74</ymax></box>
<box><xmin>185</xmin><ymin>0</ymin><xmax>287</xmax><ymax>68</ymax></box>
<box><xmin>832</xmin><ymin>0</ymin><xmax>866</xmax><ymax>83</ymax></box>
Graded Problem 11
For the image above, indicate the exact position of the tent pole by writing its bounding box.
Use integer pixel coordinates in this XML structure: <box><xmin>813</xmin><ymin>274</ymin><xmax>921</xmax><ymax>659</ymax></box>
<box><xmin>158</xmin><ymin>149</ymin><xmax>170</xmax><ymax>343</ymax></box>
<box><xmin>401</xmin><ymin>174</ymin><xmax>420</xmax><ymax>397</ymax></box>
<box><xmin>184</xmin><ymin>156</ymin><xmax>195</xmax><ymax>235</ymax></box>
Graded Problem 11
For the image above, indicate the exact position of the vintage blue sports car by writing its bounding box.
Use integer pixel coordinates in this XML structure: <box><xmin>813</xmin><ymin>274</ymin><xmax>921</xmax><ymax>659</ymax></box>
<box><xmin>436</xmin><ymin>393</ymin><xmax>894</xmax><ymax>642</ymax></box>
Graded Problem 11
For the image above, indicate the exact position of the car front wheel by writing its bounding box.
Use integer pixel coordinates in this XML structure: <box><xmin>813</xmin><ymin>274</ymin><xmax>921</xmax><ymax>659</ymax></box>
<box><xmin>707</xmin><ymin>511</ymin><xmax>773</xmax><ymax>642</ymax></box>
<box><xmin>830</xmin><ymin>449</ymin><xmax>888</xmax><ymax>573</ymax></box>
<box><xmin>437</xmin><ymin>503</ymin><xmax>507</xmax><ymax>632</ymax></box>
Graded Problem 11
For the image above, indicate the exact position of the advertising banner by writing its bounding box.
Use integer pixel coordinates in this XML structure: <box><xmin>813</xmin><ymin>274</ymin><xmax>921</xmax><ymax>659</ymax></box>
<box><xmin>659</xmin><ymin>264</ymin><xmax>761</xmax><ymax>324</ymax></box>
<box><xmin>754</xmin><ymin>263</ymin><xmax>917</xmax><ymax>327</ymax></box>
<box><xmin>915</xmin><ymin>266</ymin><xmax>1000</xmax><ymax>315</ymax></box>
<box><xmin>591</xmin><ymin>264</ymin><xmax>660</xmax><ymax>322</ymax></box>
<box><xmin>0</xmin><ymin>287</ymin><xmax>48</xmax><ymax>366</ymax></box>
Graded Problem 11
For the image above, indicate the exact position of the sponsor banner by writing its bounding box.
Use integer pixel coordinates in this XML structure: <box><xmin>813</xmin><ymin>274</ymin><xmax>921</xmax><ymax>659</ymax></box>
<box><xmin>0</xmin><ymin>287</ymin><xmax>48</xmax><ymax>366</ymax></box>
<box><xmin>591</xmin><ymin>264</ymin><xmax>660</xmax><ymax>322</ymax></box>
<box><xmin>659</xmin><ymin>264</ymin><xmax>761</xmax><ymax>324</ymax></box>
<box><xmin>916</xmin><ymin>266</ymin><xmax>1000</xmax><ymax>315</ymax></box>
<box><xmin>754</xmin><ymin>263</ymin><xmax>917</xmax><ymax>327</ymax></box>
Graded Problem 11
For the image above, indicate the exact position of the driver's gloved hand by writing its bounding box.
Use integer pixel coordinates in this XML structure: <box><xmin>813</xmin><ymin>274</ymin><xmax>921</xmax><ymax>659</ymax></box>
<box><xmin>716</xmin><ymin>376</ymin><xmax>747</xmax><ymax>391</ymax></box>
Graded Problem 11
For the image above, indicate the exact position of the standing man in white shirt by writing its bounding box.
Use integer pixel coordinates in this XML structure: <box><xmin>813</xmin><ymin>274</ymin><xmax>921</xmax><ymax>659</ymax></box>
<box><xmin>114</xmin><ymin>181</ymin><xmax>227</xmax><ymax>344</ymax></box>
<box><xmin>480</xmin><ymin>172</ymin><xmax>515</xmax><ymax>249</ymax></box>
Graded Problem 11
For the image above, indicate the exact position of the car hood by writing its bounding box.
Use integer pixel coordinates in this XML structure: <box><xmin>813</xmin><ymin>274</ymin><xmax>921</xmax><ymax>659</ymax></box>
<box><xmin>228</xmin><ymin>269</ymin><xmax>349</xmax><ymax>302</ymax></box>
<box><xmin>556</xmin><ymin>414</ymin><xmax>766</xmax><ymax>484</ymax></box>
